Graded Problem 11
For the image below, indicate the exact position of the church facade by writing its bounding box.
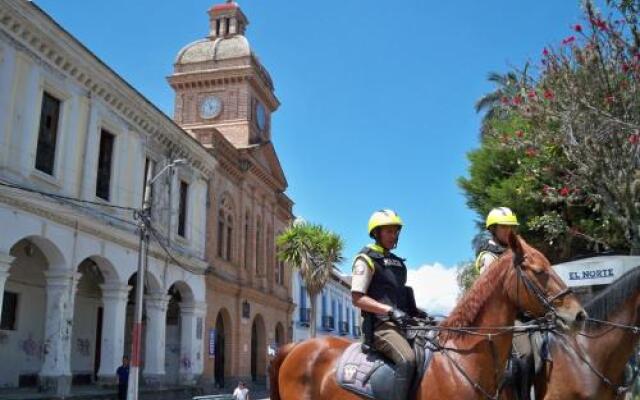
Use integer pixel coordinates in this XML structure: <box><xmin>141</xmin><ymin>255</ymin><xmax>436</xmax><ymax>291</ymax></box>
<box><xmin>169</xmin><ymin>1</ymin><xmax>294</xmax><ymax>386</ymax></box>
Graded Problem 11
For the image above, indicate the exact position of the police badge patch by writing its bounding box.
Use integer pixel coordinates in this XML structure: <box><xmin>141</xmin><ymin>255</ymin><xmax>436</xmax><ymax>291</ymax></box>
<box><xmin>353</xmin><ymin>263</ymin><xmax>366</xmax><ymax>275</ymax></box>
<box><xmin>343</xmin><ymin>364</ymin><xmax>358</xmax><ymax>383</ymax></box>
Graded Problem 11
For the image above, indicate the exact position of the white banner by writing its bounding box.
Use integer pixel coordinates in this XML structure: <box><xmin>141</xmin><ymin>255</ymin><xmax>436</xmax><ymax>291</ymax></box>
<box><xmin>553</xmin><ymin>256</ymin><xmax>640</xmax><ymax>288</ymax></box>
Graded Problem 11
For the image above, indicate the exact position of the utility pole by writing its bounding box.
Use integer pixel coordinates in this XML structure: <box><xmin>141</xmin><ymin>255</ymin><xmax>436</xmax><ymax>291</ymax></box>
<box><xmin>127</xmin><ymin>159</ymin><xmax>185</xmax><ymax>400</ymax></box>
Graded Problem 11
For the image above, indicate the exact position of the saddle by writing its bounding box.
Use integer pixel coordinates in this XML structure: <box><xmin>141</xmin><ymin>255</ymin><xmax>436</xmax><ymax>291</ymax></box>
<box><xmin>336</xmin><ymin>325</ymin><xmax>437</xmax><ymax>400</ymax></box>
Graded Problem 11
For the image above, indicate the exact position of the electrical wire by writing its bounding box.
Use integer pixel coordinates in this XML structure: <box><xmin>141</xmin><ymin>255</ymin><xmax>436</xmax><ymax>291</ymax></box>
<box><xmin>0</xmin><ymin>178</ymin><xmax>138</xmax><ymax>211</ymax></box>
<box><xmin>146</xmin><ymin>219</ymin><xmax>205</xmax><ymax>275</ymax></box>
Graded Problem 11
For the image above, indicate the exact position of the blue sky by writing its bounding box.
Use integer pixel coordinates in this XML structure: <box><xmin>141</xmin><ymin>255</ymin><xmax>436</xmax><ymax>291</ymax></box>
<box><xmin>36</xmin><ymin>0</ymin><xmax>586</xmax><ymax>271</ymax></box>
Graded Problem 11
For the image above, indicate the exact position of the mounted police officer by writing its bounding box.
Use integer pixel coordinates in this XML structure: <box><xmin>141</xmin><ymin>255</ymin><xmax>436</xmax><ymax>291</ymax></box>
<box><xmin>351</xmin><ymin>209</ymin><xmax>426</xmax><ymax>400</ymax></box>
<box><xmin>475</xmin><ymin>207</ymin><xmax>539</xmax><ymax>400</ymax></box>
<box><xmin>474</xmin><ymin>207</ymin><xmax>519</xmax><ymax>273</ymax></box>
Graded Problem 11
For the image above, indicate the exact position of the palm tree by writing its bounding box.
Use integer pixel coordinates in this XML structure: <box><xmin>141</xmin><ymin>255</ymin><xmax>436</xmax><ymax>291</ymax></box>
<box><xmin>475</xmin><ymin>71</ymin><xmax>521</xmax><ymax>137</ymax></box>
<box><xmin>277</xmin><ymin>221</ymin><xmax>344</xmax><ymax>338</ymax></box>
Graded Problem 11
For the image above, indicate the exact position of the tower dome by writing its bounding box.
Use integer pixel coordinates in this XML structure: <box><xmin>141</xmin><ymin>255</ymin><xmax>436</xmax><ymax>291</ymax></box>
<box><xmin>175</xmin><ymin>0</ymin><xmax>251</xmax><ymax>65</ymax></box>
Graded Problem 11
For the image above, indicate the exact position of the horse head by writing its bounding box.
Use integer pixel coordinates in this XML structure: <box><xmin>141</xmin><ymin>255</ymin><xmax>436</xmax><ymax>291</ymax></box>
<box><xmin>504</xmin><ymin>231</ymin><xmax>587</xmax><ymax>330</ymax></box>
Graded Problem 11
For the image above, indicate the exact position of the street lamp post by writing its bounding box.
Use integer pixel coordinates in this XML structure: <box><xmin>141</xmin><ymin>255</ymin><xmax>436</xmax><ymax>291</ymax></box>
<box><xmin>127</xmin><ymin>159</ymin><xmax>186</xmax><ymax>400</ymax></box>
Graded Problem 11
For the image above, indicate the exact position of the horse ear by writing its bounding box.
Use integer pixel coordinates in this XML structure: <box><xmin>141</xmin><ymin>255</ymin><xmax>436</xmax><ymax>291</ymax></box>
<box><xmin>507</xmin><ymin>231</ymin><xmax>523</xmax><ymax>257</ymax></box>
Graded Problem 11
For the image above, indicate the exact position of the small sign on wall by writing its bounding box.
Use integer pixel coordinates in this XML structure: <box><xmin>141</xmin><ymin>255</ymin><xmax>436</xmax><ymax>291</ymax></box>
<box><xmin>209</xmin><ymin>329</ymin><xmax>216</xmax><ymax>358</ymax></box>
<box><xmin>197</xmin><ymin>318</ymin><xmax>203</xmax><ymax>340</ymax></box>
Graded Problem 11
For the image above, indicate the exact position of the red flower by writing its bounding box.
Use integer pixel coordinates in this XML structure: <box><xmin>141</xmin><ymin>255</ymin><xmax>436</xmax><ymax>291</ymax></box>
<box><xmin>574</xmin><ymin>24</ymin><xmax>583</xmax><ymax>32</ymax></box>
<box><xmin>543</xmin><ymin>89</ymin><xmax>555</xmax><ymax>99</ymax></box>
<box><xmin>501</xmin><ymin>96</ymin><xmax>509</xmax><ymax>105</ymax></box>
<box><xmin>515</xmin><ymin>130</ymin><xmax>525</xmax><ymax>138</ymax></box>
<box><xmin>559</xmin><ymin>187</ymin><xmax>571</xmax><ymax>197</ymax></box>
<box><xmin>562</xmin><ymin>36</ymin><xmax>576</xmax><ymax>45</ymax></box>
<box><xmin>543</xmin><ymin>48</ymin><xmax>550</xmax><ymax>57</ymax></box>
<box><xmin>512</xmin><ymin>95</ymin><xmax>523</xmax><ymax>105</ymax></box>
<box><xmin>605</xmin><ymin>95</ymin><xmax>615</xmax><ymax>104</ymax></box>
<box><xmin>591</xmin><ymin>17</ymin><xmax>608</xmax><ymax>31</ymax></box>
<box><xmin>527</xmin><ymin>90</ymin><xmax>537</xmax><ymax>99</ymax></box>
<box><xmin>622</xmin><ymin>63</ymin><xmax>630</xmax><ymax>73</ymax></box>
<box><xmin>629</xmin><ymin>134</ymin><xmax>640</xmax><ymax>144</ymax></box>
<box><xmin>525</xmin><ymin>147</ymin><xmax>537</xmax><ymax>157</ymax></box>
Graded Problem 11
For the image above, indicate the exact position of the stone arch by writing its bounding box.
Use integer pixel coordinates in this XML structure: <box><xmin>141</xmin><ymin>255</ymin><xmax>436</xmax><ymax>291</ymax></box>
<box><xmin>1</xmin><ymin>236</ymin><xmax>67</xmax><ymax>388</ymax></box>
<box><xmin>72</xmin><ymin>257</ymin><xmax>118</xmax><ymax>383</ymax></box>
<box><xmin>78</xmin><ymin>255</ymin><xmax>119</xmax><ymax>284</ymax></box>
<box><xmin>213</xmin><ymin>308</ymin><xmax>233</xmax><ymax>386</ymax></box>
<box><xmin>125</xmin><ymin>268</ymin><xmax>163</xmax><ymax>296</ymax></box>
<box><xmin>9</xmin><ymin>235</ymin><xmax>67</xmax><ymax>271</ymax></box>
<box><xmin>164</xmin><ymin>280</ymin><xmax>201</xmax><ymax>385</ymax></box>
<box><xmin>122</xmin><ymin>269</ymin><xmax>163</xmax><ymax>376</ymax></box>
<box><xmin>250</xmin><ymin>314</ymin><xmax>266</xmax><ymax>383</ymax></box>
<box><xmin>166</xmin><ymin>280</ymin><xmax>195</xmax><ymax>304</ymax></box>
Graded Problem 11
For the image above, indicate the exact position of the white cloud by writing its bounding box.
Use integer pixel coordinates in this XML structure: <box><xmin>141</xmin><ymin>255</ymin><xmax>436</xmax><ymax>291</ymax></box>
<box><xmin>406</xmin><ymin>263</ymin><xmax>459</xmax><ymax>317</ymax></box>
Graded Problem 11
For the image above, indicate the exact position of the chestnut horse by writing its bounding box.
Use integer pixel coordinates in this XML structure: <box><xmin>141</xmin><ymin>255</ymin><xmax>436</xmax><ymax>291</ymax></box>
<box><xmin>535</xmin><ymin>266</ymin><xmax>640</xmax><ymax>400</ymax></box>
<box><xmin>271</xmin><ymin>233</ymin><xmax>586</xmax><ymax>400</ymax></box>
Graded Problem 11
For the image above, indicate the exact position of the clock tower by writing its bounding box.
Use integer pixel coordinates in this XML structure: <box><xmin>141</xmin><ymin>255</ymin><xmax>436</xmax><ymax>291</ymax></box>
<box><xmin>168</xmin><ymin>1</ymin><xmax>279</xmax><ymax>148</ymax></box>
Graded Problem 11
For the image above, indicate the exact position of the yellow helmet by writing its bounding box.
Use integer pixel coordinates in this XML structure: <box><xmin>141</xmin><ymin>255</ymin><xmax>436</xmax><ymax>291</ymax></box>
<box><xmin>368</xmin><ymin>209</ymin><xmax>403</xmax><ymax>236</ymax></box>
<box><xmin>486</xmin><ymin>207</ymin><xmax>519</xmax><ymax>228</ymax></box>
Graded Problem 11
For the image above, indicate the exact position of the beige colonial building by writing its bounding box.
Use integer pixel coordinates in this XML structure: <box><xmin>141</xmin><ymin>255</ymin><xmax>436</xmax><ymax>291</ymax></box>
<box><xmin>168</xmin><ymin>1</ymin><xmax>294</xmax><ymax>385</ymax></box>
<box><xmin>0</xmin><ymin>0</ymin><xmax>215</xmax><ymax>395</ymax></box>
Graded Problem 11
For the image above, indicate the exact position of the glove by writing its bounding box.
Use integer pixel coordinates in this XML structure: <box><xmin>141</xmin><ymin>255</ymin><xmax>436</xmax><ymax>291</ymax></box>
<box><xmin>388</xmin><ymin>307</ymin><xmax>408</xmax><ymax>326</ymax></box>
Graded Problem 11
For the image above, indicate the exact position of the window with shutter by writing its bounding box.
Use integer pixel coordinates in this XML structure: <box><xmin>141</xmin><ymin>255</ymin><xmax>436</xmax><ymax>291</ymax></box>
<box><xmin>35</xmin><ymin>93</ymin><xmax>61</xmax><ymax>175</ymax></box>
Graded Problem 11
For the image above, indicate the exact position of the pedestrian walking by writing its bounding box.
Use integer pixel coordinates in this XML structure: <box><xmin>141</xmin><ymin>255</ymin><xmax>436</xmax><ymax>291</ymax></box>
<box><xmin>116</xmin><ymin>356</ymin><xmax>130</xmax><ymax>400</ymax></box>
<box><xmin>232</xmin><ymin>381</ymin><xmax>250</xmax><ymax>400</ymax></box>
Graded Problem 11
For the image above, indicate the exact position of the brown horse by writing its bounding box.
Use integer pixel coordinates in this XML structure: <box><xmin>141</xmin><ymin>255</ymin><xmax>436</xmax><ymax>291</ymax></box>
<box><xmin>535</xmin><ymin>266</ymin><xmax>640</xmax><ymax>400</ymax></box>
<box><xmin>270</xmin><ymin>233</ymin><xmax>586</xmax><ymax>400</ymax></box>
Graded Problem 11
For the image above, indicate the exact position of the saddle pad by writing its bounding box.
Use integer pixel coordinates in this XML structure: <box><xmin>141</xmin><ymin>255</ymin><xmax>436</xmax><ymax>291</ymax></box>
<box><xmin>336</xmin><ymin>341</ymin><xmax>436</xmax><ymax>400</ymax></box>
<box><xmin>336</xmin><ymin>343</ymin><xmax>383</xmax><ymax>399</ymax></box>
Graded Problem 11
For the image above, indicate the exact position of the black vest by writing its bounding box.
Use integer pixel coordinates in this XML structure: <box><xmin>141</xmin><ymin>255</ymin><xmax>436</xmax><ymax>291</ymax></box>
<box><xmin>358</xmin><ymin>246</ymin><xmax>409</xmax><ymax>317</ymax></box>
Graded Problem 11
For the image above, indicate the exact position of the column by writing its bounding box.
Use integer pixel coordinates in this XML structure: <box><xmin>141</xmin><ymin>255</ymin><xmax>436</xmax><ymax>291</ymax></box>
<box><xmin>143</xmin><ymin>292</ymin><xmax>170</xmax><ymax>386</ymax></box>
<box><xmin>219</xmin><ymin>18</ymin><xmax>227</xmax><ymax>36</ymax></box>
<box><xmin>39</xmin><ymin>270</ymin><xmax>80</xmax><ymax>396</ymax></box>
<box><xmin>0</xmin><ymin>252</ymin><xmax>15</xmax><ymax>317</ymax></box>
<box><xmin>97</xmin><ymin>283</ymin><xmax>130</xmax><ymax>384</ymax></box>
<box><xmin>179</xmin><ymin>301</ymin><xmax>207</xmax><ymax>385</ymax></box>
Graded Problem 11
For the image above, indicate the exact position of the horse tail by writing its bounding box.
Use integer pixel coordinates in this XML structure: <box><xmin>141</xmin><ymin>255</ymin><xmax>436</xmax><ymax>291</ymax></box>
<box><xmin>270</xmin><ymin>342</ymin><xmax>297</xmax><ymax>400</ymax></box>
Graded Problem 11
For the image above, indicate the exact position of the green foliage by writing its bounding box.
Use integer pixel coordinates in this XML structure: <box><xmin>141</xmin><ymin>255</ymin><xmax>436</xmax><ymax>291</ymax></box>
<box><xmin>456</xmin><ymin>261</ymin><xmax>478</xmax><ymax>296</ymax></box>
<box><xmin>459</xmin><ymin>109</ymin><xmax>629</xmax><ymax>262</ymax></box>
<box><xmin>462</xmin><ymin>0</ymin><xmax>640</xmax><ymax>259</ymax></box>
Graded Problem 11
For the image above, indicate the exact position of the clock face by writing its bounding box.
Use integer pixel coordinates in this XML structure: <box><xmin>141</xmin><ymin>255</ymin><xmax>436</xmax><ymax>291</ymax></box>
<box><xmin>200</xmin><ymin>96</ymin><xmax>222</xmax><ymax>119</ymax></box>
<box><xmin>256</xmin><ymin>102</ymin><xmax>267</xmax><ymax>131</ymax></box>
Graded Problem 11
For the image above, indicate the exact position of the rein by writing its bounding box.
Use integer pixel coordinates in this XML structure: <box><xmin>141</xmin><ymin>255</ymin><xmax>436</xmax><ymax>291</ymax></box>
<box><xmin>552</xmin><ymin>317</ymin><xmax>640</xmax><ymax>398</ymax></box>
<box><xmin>553</xmin><ymin>328</ymin><xmax>640</xmax><ymax>398</ymax></box>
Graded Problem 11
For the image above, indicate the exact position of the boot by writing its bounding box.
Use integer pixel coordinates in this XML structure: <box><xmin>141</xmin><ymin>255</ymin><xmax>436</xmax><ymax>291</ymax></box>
<box><xmin>392</xmin><ymin>377</ymin><xmax>412</xmax><ymax>400</ymax></box>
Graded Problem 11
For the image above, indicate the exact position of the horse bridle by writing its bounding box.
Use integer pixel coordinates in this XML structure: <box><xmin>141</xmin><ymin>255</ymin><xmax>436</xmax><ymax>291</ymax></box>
<box><xmin>513</xmin><ymin>254</ymin><xmax>574</xmax><ymax>322</ymax></box>
<box><xmin>434</xmin><ymin>255</ymin><xmax>576</xmax><ymax>400</ymax></box>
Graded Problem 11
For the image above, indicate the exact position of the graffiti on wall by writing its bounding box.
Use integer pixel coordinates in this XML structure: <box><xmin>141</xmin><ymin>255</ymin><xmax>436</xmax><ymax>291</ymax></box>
<box><xmin>76</xmin><ymin>338</ymin><xmax>90</xmax><ymax>357</ymax></box>
<box><xmin>20</xmin><ymin>333</ymin><xmax>42</xmax><ymax>359</ymax></box>
<box><xmin>180</xmin><ymin>356</ymin><xmax>192</xmax><ymax>370</ymax></box>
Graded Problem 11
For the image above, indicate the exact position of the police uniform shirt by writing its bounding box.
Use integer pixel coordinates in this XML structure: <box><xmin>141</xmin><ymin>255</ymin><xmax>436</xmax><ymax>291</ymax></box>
<box><xmin>478</xmin><ymin>251</ymin><xmax>499</xmax><ymax>273</ymax></box>
<box><xmin>351</xmin><ymin>257</ymin><xmax>374</xmax><ymax>294</ymax></box>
